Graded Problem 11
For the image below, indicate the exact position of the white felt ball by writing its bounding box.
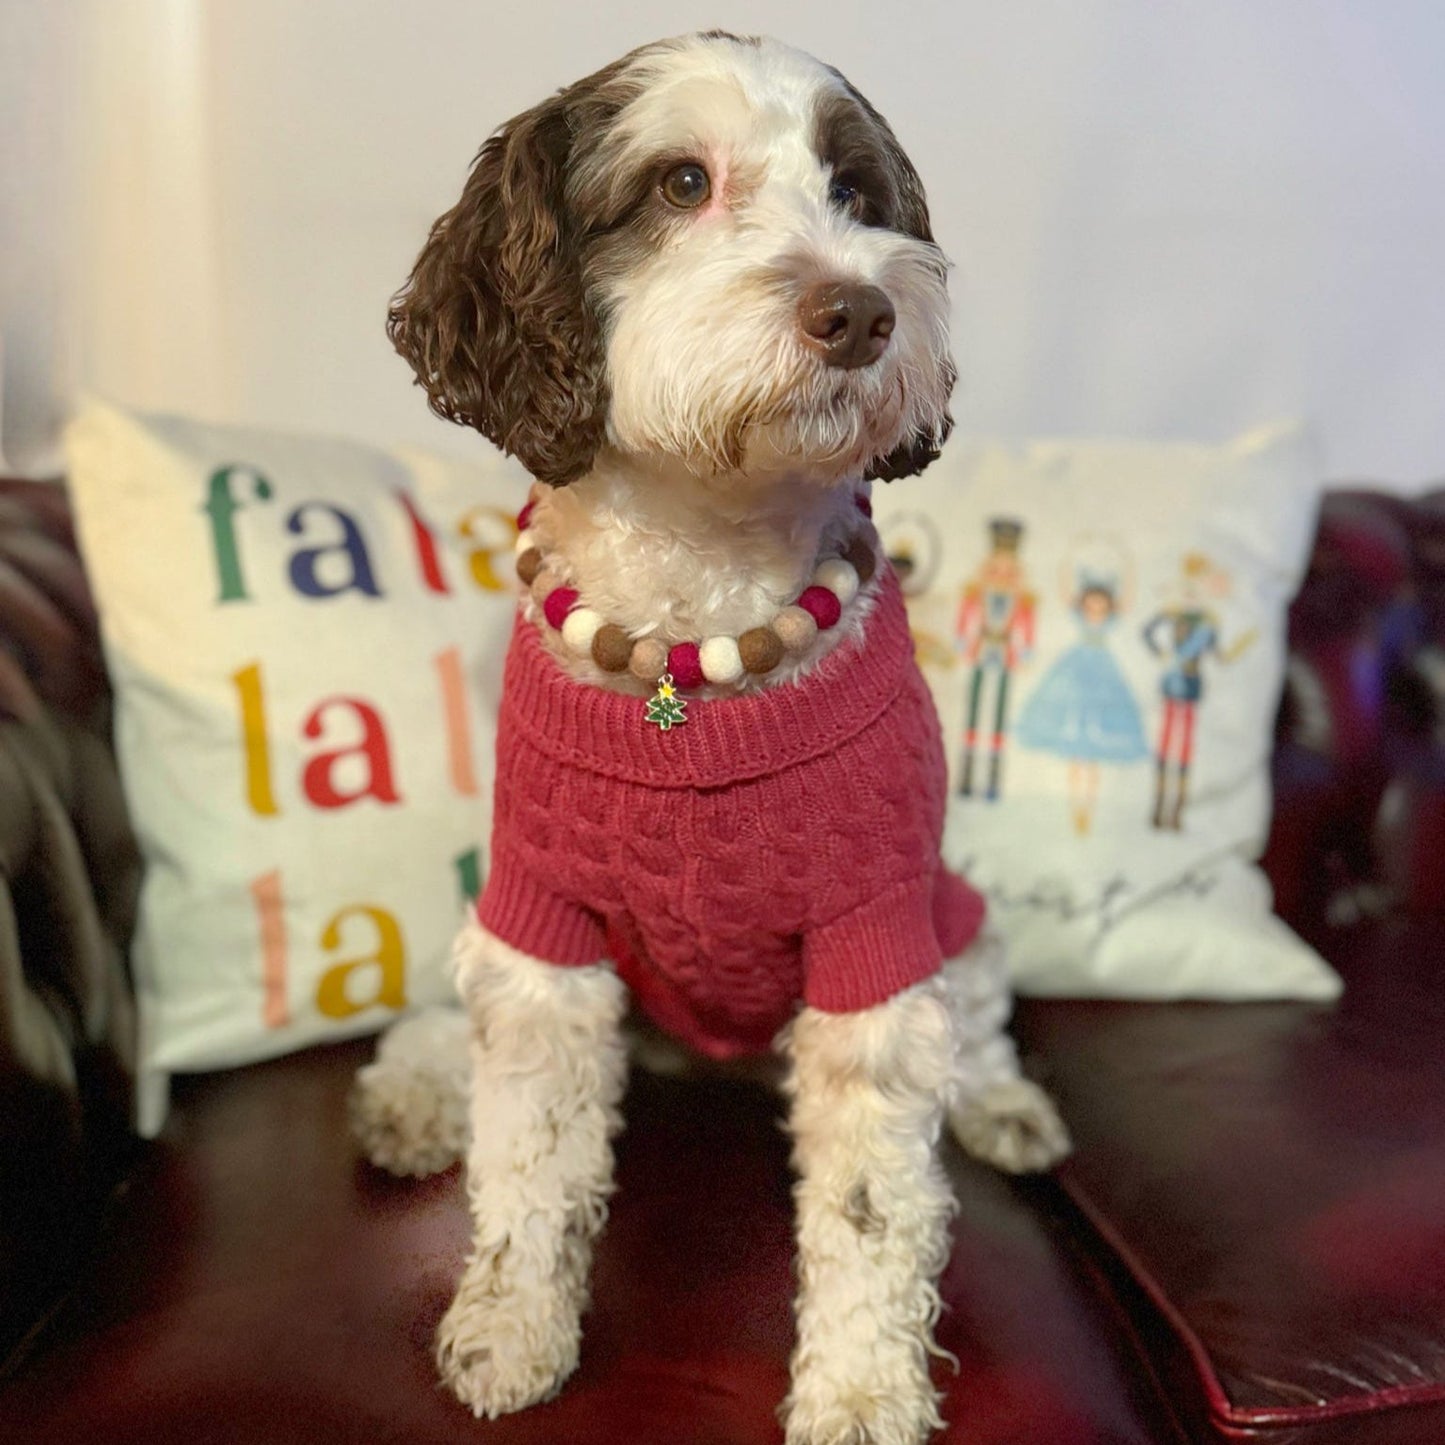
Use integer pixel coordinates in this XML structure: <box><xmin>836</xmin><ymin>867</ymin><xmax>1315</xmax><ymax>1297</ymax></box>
<box><xmin>699</xmin><ymin>635</ymin><xmax>744</xmax><ymax>684</ymax></box>
<box><xmin>514</xmin><ymin>528</ymin><xmax>536</xmax><ymax>555</ymax></box>
<box><xmin>812</xmin><ymin>557</ymin><xmax>860</xmax><ymax>605</ymax></box>
<box><xmin>561</xmin><ymin>607</ymin><xmax>604</xmax><ymax>654</ymax></box>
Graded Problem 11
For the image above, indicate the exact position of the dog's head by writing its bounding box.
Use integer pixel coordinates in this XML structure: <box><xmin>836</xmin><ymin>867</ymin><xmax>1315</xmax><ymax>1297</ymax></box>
<box><xmin>389</xmin><ymin>32</ymin><xmax>955</xmax><ymax>487</ymax></box>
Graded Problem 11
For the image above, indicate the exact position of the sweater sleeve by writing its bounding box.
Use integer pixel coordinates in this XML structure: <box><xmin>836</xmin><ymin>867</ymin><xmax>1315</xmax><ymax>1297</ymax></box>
<box><xmin>802</xmin><ymin>868</ymin><xmax>986</xmax><ymax>1014</ymax></box>
<box><xmin>476</xmin><ymin>847</ymin><xmax>610</xmax><ymax>967</ymax></box>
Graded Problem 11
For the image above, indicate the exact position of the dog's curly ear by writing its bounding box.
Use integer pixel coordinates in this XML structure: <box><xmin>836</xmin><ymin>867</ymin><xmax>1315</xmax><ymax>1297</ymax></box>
<box><xmin>866</xmin><ymin>393</ymin><xmax>955</xmax><ymax>483</ymax></box>
<box><xmin>388</xmin><ymin>96</ymin><xmax>607</xmax><ymax>486</ymax></box>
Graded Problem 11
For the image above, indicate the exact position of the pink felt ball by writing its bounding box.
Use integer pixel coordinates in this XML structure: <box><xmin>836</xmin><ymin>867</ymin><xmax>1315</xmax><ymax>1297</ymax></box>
<box><xmin>517</xmin><ymin>499</ymin><xmax>536</xmax><ymax>530</ymax></box>
<box><xmin>798</xmin><ymin>585</ymin><xmax>843</xmax><ymax>629</ymax></box>
<box><xmin>668</xmin><ymin>642</ymin><xmax>705</xmax><ymax>691</ymax></box>
<box><xmin>543</xmin><ymin>587</ymin><xmax>580</xmax><ymax>629</ymax></box>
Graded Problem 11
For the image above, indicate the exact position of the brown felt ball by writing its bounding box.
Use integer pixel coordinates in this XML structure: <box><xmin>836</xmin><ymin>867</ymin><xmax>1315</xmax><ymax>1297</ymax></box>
<box><xmin>591</xmin><ymin>624</ymin><xmax>633</xmax><ymax>672</ymax></box>
<box><xmin>628</xmin><ymin>636</ymin><xmax>669</xmax><ymax>682</ymax></box>
<box><xmin>739</xmin><ymin>626</ymin><xmax>784</xmax><ymax>674</ymax></box>
<box><xmin>843</xmin><ymin>535</ymin><xmax>876</xmax><ymax>584</ymax></box>
<box><xmin>773</xmin><ymin>605</ymin><xmax>819</xmax><ymax>653</ymax></box>
<box><xmin>516</xmin><ymin>547</ymin><xmax>543</xmax><ymax>586</ymax></box>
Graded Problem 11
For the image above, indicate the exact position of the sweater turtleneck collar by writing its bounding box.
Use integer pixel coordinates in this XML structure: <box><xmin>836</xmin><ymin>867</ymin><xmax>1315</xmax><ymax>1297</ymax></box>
<box><xmin>499</xmin><ymin>567</ymin><xmax>916</xmax><ymax>791</ymax></box>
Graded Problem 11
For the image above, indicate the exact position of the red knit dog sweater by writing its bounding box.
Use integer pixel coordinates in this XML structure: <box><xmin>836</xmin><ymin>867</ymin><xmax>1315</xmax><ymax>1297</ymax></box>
<box><xmin>477</xmin><ymin>568</ymin><xmax>985</xmax><ymax>1058</ymax></box>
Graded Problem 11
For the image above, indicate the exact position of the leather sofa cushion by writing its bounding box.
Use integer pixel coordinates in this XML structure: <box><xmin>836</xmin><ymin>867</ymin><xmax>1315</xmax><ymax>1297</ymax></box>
<box><xmin>1016</xmin><ymin>917</ymin><xmax>1445</xmax><ymax>1444</ymax></box>
<box><xmin>0</xmin><ymin>1042</ymin><xmax>1181</xmax><ymax>1445</ymax></box>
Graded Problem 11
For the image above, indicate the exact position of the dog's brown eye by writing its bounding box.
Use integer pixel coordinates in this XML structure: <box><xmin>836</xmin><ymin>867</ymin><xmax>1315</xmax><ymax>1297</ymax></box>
<box><xmin>661</xmin><ymin>162</ymin><xmax>711</xmax><ymax>209</ymax></box>
<box><xmin>829</xmin><ymin>176</ymin><xmax>867</xmax><ymax>221</ymax></box>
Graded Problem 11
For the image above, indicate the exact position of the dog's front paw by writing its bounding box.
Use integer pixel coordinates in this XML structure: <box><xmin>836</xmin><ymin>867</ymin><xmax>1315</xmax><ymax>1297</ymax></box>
<box><xmin>949</xmin><ymin>1076</ymin><xmax>1071</xmax><ymax>1174</ymax></box>
<box><xmin>435</xmin><ymin>1256</ymin><xmax>583</xmax><ymax>1417</ymax></box>
<box><xmin>784</xmin><ymin>1349</ymin><xmax>942</xmax><ymax>1445</ymax></box>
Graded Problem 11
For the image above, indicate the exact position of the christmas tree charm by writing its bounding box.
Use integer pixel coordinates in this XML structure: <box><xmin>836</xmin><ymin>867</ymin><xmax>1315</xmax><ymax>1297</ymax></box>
<box><xmin>645</xmin><ymin>674</ymin><xmax>688</xmax><ymax>731</ymax></box>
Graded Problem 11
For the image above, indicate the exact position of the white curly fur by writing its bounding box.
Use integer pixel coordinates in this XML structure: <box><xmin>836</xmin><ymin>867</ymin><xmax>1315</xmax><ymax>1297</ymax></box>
<box><xmin>351</xmin><ymin>934</ymin><xmax>1069</xmax><ymax>1438</ymax></box>
<box><xmin>526</xmin><ymin>460</ymin><xmax>878</xmax><ymax>699</ymax></box>
<box><xmin>349</xmin><ymin>1005</ymin><xmax>470</xmax><ymax>1177</ymax></box>
<box><xmin>942</xmin><ymin>931</ymin><xmax>1073</xmax><ymax>1175</ymax></box>
<box><xmin>782</xmin><ymin>981</ymin><xmax>956</xmax><ymax>1445</ymax></box>
<box><xmin>351</xmin><ymin>933</ymin><xmax>1069</xmax><ymax>1182</ymax></box>
<box><xmin>434</xmin><ymin>922</ymin><xmax>628</xmax><ymax>1417</ymax></box>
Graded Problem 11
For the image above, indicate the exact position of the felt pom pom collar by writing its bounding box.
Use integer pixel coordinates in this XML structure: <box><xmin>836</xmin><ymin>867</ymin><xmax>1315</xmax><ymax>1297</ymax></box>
<box><xmin>513</xmin><ymin>495</ymin><xmax>878</xmax><ymax>720</ymax></box>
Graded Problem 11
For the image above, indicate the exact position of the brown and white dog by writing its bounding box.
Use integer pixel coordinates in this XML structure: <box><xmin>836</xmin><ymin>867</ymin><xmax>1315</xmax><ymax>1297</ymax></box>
<box><xmin>352</xmin><ymin>32</ymin><xmax>1068</xmax><ymax>1445</ymax></box>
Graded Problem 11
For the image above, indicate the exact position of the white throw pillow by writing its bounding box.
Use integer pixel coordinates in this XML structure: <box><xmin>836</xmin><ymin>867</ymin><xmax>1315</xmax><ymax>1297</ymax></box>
<box><xmin>66</xmin><ymin>399</ymin><xmax>530</xmax><ymax>1133</ymax></box>
<box><xmin>68</xmin><ymin>400</ymin><xmax>1338</xmax><ymax>1138</ymax></box>
<box><xmin>873</xmin><ymin>421</ymin><xmax>1341</xmax><ymax>1001</ymax></box>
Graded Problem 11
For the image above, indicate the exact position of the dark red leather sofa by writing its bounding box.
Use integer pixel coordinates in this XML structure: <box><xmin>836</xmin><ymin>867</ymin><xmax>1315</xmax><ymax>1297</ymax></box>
<box><xmin>1</xmin><ymin>481</ymin><xmax>1442</xmax><ymax>1445</ymax></box>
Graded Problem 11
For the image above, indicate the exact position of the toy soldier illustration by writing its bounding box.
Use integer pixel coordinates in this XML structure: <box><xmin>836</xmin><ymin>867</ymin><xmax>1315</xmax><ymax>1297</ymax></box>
<box><xmin>955</xmin><ymin>518</ymin><xmax>1035</xmax><ymax>799</ymax></box>
<box><xmin>1142</xmin><ymin>552</ymin><xmax>1257</xmax><ymax>830</ymax></box>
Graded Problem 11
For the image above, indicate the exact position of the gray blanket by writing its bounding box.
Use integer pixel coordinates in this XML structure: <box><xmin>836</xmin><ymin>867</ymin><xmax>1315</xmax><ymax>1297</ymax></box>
<box><xmin>0</xmin><ymin>478</ymin><xmax>139</xmax><ymax>1364</ymax></box>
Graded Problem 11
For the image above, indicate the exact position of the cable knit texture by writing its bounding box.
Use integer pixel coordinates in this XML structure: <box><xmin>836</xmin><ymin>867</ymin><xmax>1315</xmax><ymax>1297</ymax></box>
<box><xmin>478</xmin><ymin>569</ymin><xmax>985</xmax><ymax>1058</ymax></box>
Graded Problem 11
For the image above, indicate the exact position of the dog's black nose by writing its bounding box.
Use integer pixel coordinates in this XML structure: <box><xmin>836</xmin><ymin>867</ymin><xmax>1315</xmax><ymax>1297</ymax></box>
<box><xmin>797</xmin><ymin>282</ymin><xmax>896</xmax><ymax>369</ymax></box>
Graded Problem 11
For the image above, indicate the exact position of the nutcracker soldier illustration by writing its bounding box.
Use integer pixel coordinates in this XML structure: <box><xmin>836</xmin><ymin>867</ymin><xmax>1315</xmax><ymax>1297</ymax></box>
<box><xmin>955</xmin><ymin>518</ymin><xmax>1036</xmax><ymax>799</ymax></box>
<box><xmin>1142</xmin><ymin>551</ymin><xmax>1257</xmax><ymax>830</ymax></box>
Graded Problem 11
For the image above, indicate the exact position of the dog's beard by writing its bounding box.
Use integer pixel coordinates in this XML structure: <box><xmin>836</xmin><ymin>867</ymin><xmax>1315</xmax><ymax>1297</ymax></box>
<box><xmin>603</xmin><ymin>244</ymin><xmax>952</xmax><ymax>482</ymax></box>
<box><xmin>609</xmin><ymin>351</ymin><xmax>944</xmax><ymax>482</ymax></box>
<box><xmin>739</xmin><ymin>369</ymin><xmax>912</xmax><ymax>480</ymax></box>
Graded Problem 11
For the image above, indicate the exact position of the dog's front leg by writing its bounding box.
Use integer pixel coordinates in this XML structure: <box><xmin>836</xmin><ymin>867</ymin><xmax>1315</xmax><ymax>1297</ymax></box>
<box><xmin>436</xmin><ymin>920</ymin><xmax>628</xmax><ymax>1418</ymax></box>
<box><xmin>783</xmin><ymin>980</ymin><xmax>956</xmax><ymax>1445</ymax></box>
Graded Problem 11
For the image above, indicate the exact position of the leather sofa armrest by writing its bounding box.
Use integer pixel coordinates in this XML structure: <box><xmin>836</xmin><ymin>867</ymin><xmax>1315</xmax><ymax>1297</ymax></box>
<box><xmin>1269</xmin><ymin>488</ymin><xmax>1445</xmax><ymax>925</ymax></box>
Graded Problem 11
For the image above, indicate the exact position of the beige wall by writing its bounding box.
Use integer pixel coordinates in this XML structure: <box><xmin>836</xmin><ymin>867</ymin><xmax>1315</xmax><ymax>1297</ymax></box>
<box><xmin>4</xmin><ymin>0</ymin><xmax>1445</xmax><ymax>483</ymax></box>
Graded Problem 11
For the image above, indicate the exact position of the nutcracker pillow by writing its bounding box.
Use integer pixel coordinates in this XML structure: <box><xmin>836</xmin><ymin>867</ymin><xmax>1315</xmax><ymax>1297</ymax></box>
<box><xmin>66</xmin><ymin>399</ymin><xmax>530</xmax><ymax>1133</ymax></box>
<box><xmin>873</xmin><ymin>421</ymin><xmax>1341</xmax><ymax>1001</ymax></box>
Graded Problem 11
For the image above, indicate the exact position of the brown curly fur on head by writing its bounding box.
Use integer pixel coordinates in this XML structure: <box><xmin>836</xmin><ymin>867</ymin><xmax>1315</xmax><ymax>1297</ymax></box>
<box><xmin>389</xmin><ymin>35</ymin><xmax>952</xmax><ymax>488</ymax></box>
<box><xmin>387</xmin><ymin>61</ymin><xmax>638</xmax><ymax>486</ymax></box>
<box><xmin>813</xmin><ymin>77</ymin><xmax>956</xmax><ymax>484</ymax></box>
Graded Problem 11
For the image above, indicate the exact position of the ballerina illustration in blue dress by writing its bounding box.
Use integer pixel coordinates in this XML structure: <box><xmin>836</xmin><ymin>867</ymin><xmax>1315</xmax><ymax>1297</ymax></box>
<box><xmin>1015</xmin><ymin>553</ymin><xmax>1149</xmax><ymax>835</ymax></box>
